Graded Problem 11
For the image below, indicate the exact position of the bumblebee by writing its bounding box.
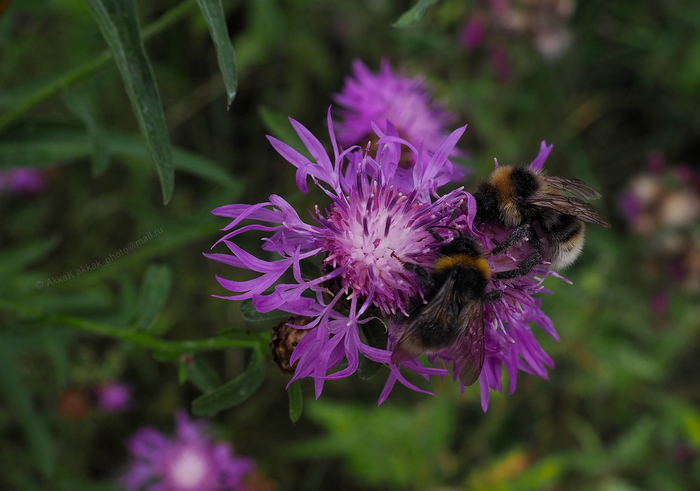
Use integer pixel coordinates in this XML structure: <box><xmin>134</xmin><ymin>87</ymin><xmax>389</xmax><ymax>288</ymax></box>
<box><xmin>391</xmin><ymin>233</ymin><xmax>509</xmax><ymax>386</ymax></box>
<box><xmin>474</xmin><ymin>165</ymin><xmax>611</xmax><ymax>274</ymax></box>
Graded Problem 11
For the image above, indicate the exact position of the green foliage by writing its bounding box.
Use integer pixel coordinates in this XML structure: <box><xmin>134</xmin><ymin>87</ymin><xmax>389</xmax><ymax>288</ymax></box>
<box><xmin>291</xmin><ymin>398</ymin><xmax>456</xmax><ymax>488</ymax></box>
<box><xmin>191</xmin><ymin>346</ymin><xmax>266</xmax><ymax>415</ymax></box>
<box><xmin>288</xmin><ymin>380</ymin><xmax>303</xmax><ymax>423</ymax></box>
<box><xmin>84</xmin><ymin>0</ymin><xmax>174</xmax><ymax>203</ymax></box>
<box><xmin>393</xmin><ymin>0</ymin><xmax>440</xmax><ymax>29</ymax></box>
<box><xmin>133</xmin><ymin>264</ymin><xmax>173</xmax><ymax>331</ymax></box>
<box><xmin>1</xmin><ymin>0</ymin><xmax>700</xmax><ymax>489</ymax></box>
<box><xmin>195</xmin><ymin>0</ymin><xmax>238</xmax><ymax>106</ymax></box>
<box><xmin>0</xmin><ymin>339</ymin><xmax>55</xmax><ymax>479</ymax></box>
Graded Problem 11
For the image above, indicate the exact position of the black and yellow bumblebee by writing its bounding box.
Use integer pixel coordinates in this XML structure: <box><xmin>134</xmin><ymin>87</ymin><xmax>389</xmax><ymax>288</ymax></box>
<box><xmin>474</xmin><ymin>165</ymin><xmax>611</xmax><ymax>275</ymax></box>
<box><xmin>391</xmin><ymin>233</ymin><xmax>513</xmax><ymax>386</ymax></box>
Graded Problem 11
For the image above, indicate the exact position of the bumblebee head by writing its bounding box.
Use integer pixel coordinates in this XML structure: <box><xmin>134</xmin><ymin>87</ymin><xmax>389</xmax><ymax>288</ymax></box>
<box><xmin>474</xmin><ymin>181</ymin><xmax>502</xmax><ymax>224</ymax></box>
<box><xmin>439</xmin><ymin>235</ymin><xmax>481</xmax><ymax>257</ymax></box>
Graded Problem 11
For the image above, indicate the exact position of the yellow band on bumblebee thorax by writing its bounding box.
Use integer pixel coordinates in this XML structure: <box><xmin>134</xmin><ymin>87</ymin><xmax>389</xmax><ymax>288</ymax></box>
<box><xmin>435</xmin><ymin>254</ymin><xmax>491</xmax><ymax>278</ymax></box>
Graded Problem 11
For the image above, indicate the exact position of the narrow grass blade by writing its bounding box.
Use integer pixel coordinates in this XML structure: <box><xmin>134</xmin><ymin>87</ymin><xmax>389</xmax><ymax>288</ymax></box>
<box><xmin>84</xmin><ymin>0</ymin><xmax>174</xmax><ymax>203</ymax></box>
<box><xmin>195</xmin><ymin>0</ymin><xmax>238</xmax><ymax>106</ymax></box>
<box><xmin>392</xmin><ymin>0</ymin><xmax>438</xmax><ymax>28</ymax></box>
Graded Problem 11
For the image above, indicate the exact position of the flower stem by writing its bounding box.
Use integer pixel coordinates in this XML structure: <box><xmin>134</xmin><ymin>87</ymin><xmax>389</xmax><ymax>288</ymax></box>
<box><xmin>52</xmin><ymin>314</ymin><xmax>266</xmax><ymax>355</ymax></box>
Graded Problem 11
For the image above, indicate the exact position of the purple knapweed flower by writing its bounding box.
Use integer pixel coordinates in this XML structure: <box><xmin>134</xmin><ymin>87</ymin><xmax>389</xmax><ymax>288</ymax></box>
<box><xmin>208</xmin><ymin>108</ymin><xmax>560</xmax><ymax>410</ymax></box>
<box><xmin>208</xmin><ymin>109</ymin><xmax>466</xmax><ymax>399</ymax></box>
<box><xmin>0</xmin><ymin>168</ymin><xmax>46</xmax><ymax>194</ymax></box>
<box><xmin>95</xmin><ymin>382</ymin><xmax>132</xmax><ymax>413</ymax></box>
<box><xmin>333</xmin><ymin>60</ymin><xmax>464</xmax><ymax>176</ymax></box>
<box><xmin>120</xmin><ymin>410</ymin><xmax>254</xmax><ymax>491</ymax></box>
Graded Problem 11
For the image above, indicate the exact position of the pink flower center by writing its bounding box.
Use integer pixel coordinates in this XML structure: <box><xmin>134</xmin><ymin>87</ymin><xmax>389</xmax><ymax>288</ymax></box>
<box><xmin>168</xmin><ymin>447</ymin><xmax>210</xmax><ymax>490</ymax></box>
<box><xmin>322</xmin><ymin>183</ymin><xmax>435</xmax><ymax>315</ymax></box>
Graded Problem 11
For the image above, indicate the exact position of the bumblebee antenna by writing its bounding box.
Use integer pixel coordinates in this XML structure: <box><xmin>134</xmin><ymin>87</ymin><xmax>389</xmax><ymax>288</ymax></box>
<box><xmin>425</xmin><ymin>225</ymin><xmax>464</xmax><ymax>243</ymax></box>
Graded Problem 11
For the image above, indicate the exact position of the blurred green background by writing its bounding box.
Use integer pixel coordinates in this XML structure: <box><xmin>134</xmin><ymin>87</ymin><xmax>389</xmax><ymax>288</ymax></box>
<box><xmin>1</xmin><ymin>0</ymin><xmax>700</xmax><ymax>490</ymax></box>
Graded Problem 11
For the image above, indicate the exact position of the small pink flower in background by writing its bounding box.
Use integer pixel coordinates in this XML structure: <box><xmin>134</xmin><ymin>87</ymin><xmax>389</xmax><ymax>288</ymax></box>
<box><xmin>460</xmin><ymin>16</ymin><xmax>487</xmax><ymax>49</ymax></box>
<box><xmin>460</xmin><ymin>0</ymin><xmax>576</xmax><ymax>64</ymax></box>
<box><xmin>488</xmin><ymin>47</ymin><xmax>513</xmax><ymax>83</ymax></box>
<box><xmin>120</xmin><ymin>410</ymin><xmax>254</xmax><ymax>491</ymax></box>
<box><xmin>95</xmin><ymin>382</ymin><xmax>132</xmax><ymax>413</ymax></box>
<box><xmin>619</xmin><ymin>153</ymin><xmax>700</xmax><ymax>294</ymax></box>
<box><xmin>0</xmin><ymin>168</ymin><xmax>47</xmax><ymax>195</ymax></box>
<box><xmin>619</xmin><ymin>155</ymin><xmax>700</xmax><ymax>235</ymax></box>
<box><xmin>650</xmin><ymin>292</ymin><xmax>668</xmax><ymax>316</ymax></box>
<box><xmin>646</xmin><ymin>151</ymin><xmax>666</xmax><ymax>174</ymax></box>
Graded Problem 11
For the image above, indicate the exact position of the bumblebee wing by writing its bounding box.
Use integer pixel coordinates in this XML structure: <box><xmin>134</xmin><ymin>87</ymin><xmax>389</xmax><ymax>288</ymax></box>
<box><xmin>391</xmin><ymin>276</ymin><xmax>462</xmax><ymax>364</ymax></box>
<box><xmin>447</xmin><ymin>301</ymin><xmax>485</xmax><ymax>386</ymax></box>
<box><xmin>527</xmin><ymin>194</ymin><xmax>611</xmax><ymax>228</ymax></box>
<box><xmin>541</xmin><ymin>175</ymin><xmax>602</xmax><ymax>200</ymax></box>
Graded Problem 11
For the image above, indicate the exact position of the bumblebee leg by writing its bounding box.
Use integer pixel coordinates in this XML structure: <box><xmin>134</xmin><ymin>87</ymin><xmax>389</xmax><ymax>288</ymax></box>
<box><xmin>492</xmin><ymin>227</ymin><xmax>544</xmax><ymax>279</ymax></box>
<box><xmin>489</xmin><ymin>223</ymin><xmax>532</xmax><ymax>256</ymax></box>
<box><xmin>404</xmin><ymin>262</ymin><xmax>435</xmax><ymax>290</ymax></box>
<box><xmin>427</xmin><ymin>228</ymin><xmax>446</xmax><ymax>243</ymax></box>
<box><xmin>483</xmin><ymin>290</ymin><xmax>502</xmax><ymax>302</ymax></box>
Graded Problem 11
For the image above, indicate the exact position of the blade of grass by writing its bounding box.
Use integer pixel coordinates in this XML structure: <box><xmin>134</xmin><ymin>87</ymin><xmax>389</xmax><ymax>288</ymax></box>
<box><xmin>0</xmin><ymin>0</ymin><xmax>198</xmax><ymax>133</ymax></box>
<box><xmin>84</xmin><ymin>0</ymin><xmax>174</xmax><ymax>203</ymax></box>
<box><xmin>133</xmin><ymin>264</ymin><xmax>173</xmax><ymax>331</ymax></box>
<box><xmin>61</xmin><ymin>88</ymin><xmax>110</xmax><ymax>176</ymax></box>
<box><xmin>0</xmin><ymin>121</ymin><xmax>239</xmax><ymax>188</ymax></box>
<box><xmin>195</xmin><ymin>0</ymin><xmax>238</xmax><ymax>106</ymax></box>
<box><xmin>392</xmin><ymin>0</ymin><xmax>438</xmax><ymax>28</ymax></box>
<box><xmin>191</xmin><ymin>347</ymin><xmax>266</xmax><ymax>415</ymax></box>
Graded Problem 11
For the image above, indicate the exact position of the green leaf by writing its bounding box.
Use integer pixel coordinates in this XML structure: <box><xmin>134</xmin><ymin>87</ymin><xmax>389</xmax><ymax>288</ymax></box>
<box><xmin>195</xmin><ymin>0</ymin><xmax>238</xmax><ymax>106</ymax></box>
<box><xmin>239</xmin><ymin>298</ymin><xmax>289</xmax><ymax>322</ymax></box>
<box><xmin>358</xmin><ymin>319</ymin><xmax>387</xmax><ymax>380</ymax></box>
<box><xmin>611</xmin><ymin>417</ymin><xmax>656</xmax><ymax>466</ymax></box>
<box><xmin>357</xmin><ymin>354</ymin><xmax>383</xmax><ymax>381</ymax></box>
<box><xmin>291</xmin><ymin>399</ymin><xmax>455</xmax><ymax>487</ymax></box>
<box><xmin>40</xmin><ymin>328</ymin><xmax>73</xmax><ymax>388</ymax></box>
<box><xmin>218</xmin><ymin>327</ymin><xmax>270</xmax><ymax>344</ymax></box>
<box><xmin>679</xmin><ymin>36</ymin><xmax>700</xmax><ymax>94</ymax></box>
<box><xmin>133</xmin><ymin>264</ymin><xmax>173</xmax><ymax>330</ymax></box>
<box><xmin>110</xmin><ymin>133</ymin><xmax>239</xmax><ymax>188</ymax></box>
<box><xmin>61</xmin><ymin>88</ymin><xmax>110</xmax><ymax>175</ymax></box>
<box><xmin>0</xmin><ymin>235</ymin><xmax>60</xmax><ymax>279</ymax></box>
<box><xmin>178</xmin><ymin>362</ymin><xmax>189</xmax><ymax>384</ymax></box>
<box><xmin>191</xmin><ymin>348</ymin><xmax>266</xmax><ymax>415</ymax></box>
<box><xmin>257</xmin><ymin>105</ymin><xmax>312</xmax><ymax>159</ymax></box>
<box><xmin>392</xmin><ymin>0</ymin><xmax>438</xmax><ymax>28</ymax></box>
<box><xmin>152</xmin><ymin>350</ymin><xmax>181</xmax><ymax>362</ymax></box>
<box><xmin>0</xmin><ymin>121</ymin><xmax>239</xmax><ymax>188</ymax></box>
<box><xmin>0</xmin><ymin>343</ymin><xmax>55</xmax><ymax>478</ymax></box>
<box><xmin>183</xmin><ymin>354</ymin><xmax>222</xmax><ymax>393</ymax></box>
<box><xmin>288</xmin><ymin>380</ymin><xmax>303</xmax><ymax>422</ymax></box>
<box><xmin>0</xmin><ymin>0</ymin><xmax>198</xmax><ymax>133</ymax></box>
<box><xmin>0</xmin><ymin>121</ymin><xmax>91</xmax><ymax>168</ymax></box>
<box><xmin>84</xmin><ymin>0</ymin><xmax>174</xmax><ymax>203</ymax></box>
<box><xmin>299</xmin><ymin>257</ymin><xmax>322</xmax><ymax>280</ymax></box>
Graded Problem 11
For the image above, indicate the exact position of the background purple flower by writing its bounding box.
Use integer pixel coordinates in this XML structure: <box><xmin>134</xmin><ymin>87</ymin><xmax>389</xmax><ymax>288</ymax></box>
<box><xmin>460</xmin><ymin>16</ymin><xmax>487</xmax><ymax>49</ymax></box>
<box><xmin>95</xmin><ymin>382</ymin><xmax>132</xmax><ymax>413</ymax></box>
<box><xmin>333</xmin><ymin>60</ymin><xmax>464</xmax><ymax>176</ymax></box>
<box><xmin>120</xmin><ymin>410</ymin><xmax>254</xmax><ymax>491</ymax></box>
<box><xmin>0</xmin><ymin>168</ymin><xmax>47</xmax><ymax>195</ymax></box>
